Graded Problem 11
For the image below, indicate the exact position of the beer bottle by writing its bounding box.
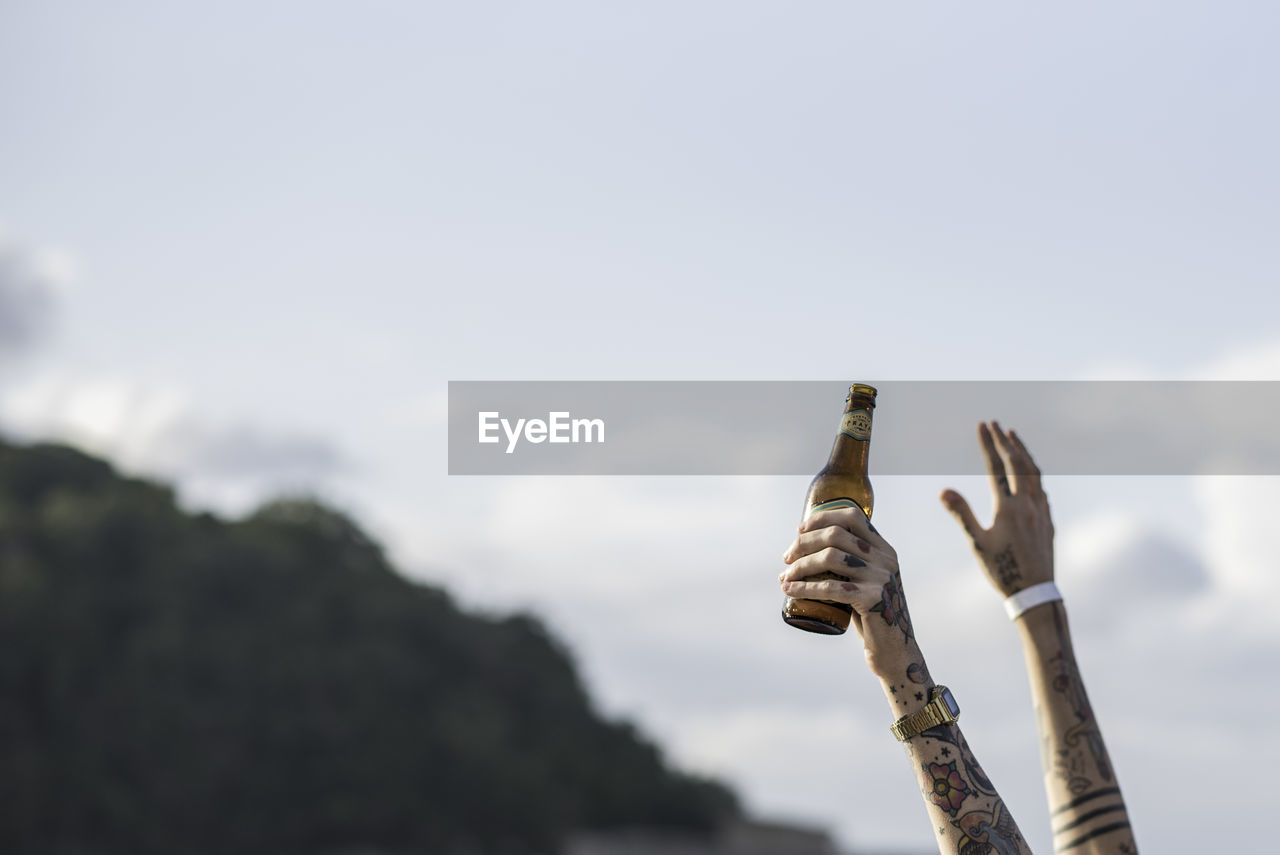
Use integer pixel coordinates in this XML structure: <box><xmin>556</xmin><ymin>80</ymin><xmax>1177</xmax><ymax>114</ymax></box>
<box><xmin>782</xmin><ymin>383</ymin><xmax>877</xmax><ymax>635</ymax></box>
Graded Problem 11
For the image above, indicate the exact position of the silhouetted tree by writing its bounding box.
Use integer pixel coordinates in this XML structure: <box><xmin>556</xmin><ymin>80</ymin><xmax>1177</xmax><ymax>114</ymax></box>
<box><xmin>0</xmin><ymin>440</ymin><xmax>738</xmax><ymax>854</ymax></box>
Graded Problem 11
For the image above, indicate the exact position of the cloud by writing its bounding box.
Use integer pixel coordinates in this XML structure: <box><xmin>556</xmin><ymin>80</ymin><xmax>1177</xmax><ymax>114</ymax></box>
<box><xmin>1059</xmin><ymin>512</ymin><xmax>1211</xmax><ymax>633</ymax></box>
<box><xmin>0</xmin><ymin>374</ymin><xmax>348</xmax><ymax>514</ymax></box>
<box><xmin>0</xmin><ymin>230</ymin><xmax>70</xmax><ymax>358</ymax></box>
<box><xmin>152</xmin><ymin>420</ymin><xmax>345</xmax><ymax>483</ymax></box>
<box><xmin>145</xmin><ymin>418</ymin><xmax>349</xmax><ymax>513</ymax></box>
<box><xmin>1194</xmin><ymin>338</ymin><xmax>1280</xmax><ymax>380</ymax></box>
<box><xmin>1195</xmin><ymin>475</ymin><xmax>1280</xmax><ymax>614</ymax></box>
<box><xmin>1072</xmin><ymin>336</ymin><xmax>1280</xmax><ymax>383</ymax></box>
<box><xmin>669</xmin><ymin>705</ymin><xmax>925</xmax><ymax>836</ymax></box>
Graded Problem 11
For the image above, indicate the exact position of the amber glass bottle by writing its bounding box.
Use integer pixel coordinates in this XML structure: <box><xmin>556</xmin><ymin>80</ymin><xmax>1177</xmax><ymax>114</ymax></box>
<box><xmin>782</xmin><ymin>383</ymin><xmax>877</xmax><ymax>635</ymax></box>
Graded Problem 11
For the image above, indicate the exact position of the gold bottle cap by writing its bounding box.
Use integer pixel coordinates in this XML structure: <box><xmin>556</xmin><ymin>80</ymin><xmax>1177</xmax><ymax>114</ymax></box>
<box><xmin>849</xmin><ymin>383</ymin><xmax>878</xmax><ymax>400</ymax></box>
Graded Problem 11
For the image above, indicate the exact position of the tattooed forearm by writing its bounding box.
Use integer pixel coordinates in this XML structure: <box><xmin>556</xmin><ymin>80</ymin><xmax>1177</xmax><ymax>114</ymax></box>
<box><xmin>904</xmin><ymin>724</ymin><xmax>1032</xmax><ymax>854</ymax></box>
<box><xmin>1019</xmin><ymin>602</ymin><xmax>1137</xmax><ymax>853</ymax></box>
<box><xmin>1048</xmin><ymin>606</ymin><xmax>1112</xmax><ymax>782</ymax></box>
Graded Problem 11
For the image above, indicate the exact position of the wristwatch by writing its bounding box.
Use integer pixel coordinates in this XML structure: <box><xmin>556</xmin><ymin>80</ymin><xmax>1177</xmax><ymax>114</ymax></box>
<box><xmin>890</xmin><ymin>685</ymin><xmax>960</xmax><ymax>741</ymax></box>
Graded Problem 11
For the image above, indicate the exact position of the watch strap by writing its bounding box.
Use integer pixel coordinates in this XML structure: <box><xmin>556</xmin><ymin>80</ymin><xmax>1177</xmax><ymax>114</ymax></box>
<box><xmin>890</xmin><ymin>686</ymin><xmax>958</xmax><ymax>741</ymax></box>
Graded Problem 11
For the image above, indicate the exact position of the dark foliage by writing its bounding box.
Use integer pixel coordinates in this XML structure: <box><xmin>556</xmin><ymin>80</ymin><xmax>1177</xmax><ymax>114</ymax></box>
<box><xmin>0</xmin><ymin>441</ymin><xmax>738</xmax><ymax>854</ymax></box>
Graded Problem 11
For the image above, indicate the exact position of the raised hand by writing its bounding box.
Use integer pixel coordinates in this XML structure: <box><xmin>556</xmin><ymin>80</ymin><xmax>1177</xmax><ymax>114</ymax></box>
<box><xmin>942</xmin><ymin>422</ymin><xmax>1138</xmax><ymax>852</ymax></box>
<box><xmin>940</xmin><ymin>421</ymin><xmax>1053</xmax><ymax>597</ymax></box>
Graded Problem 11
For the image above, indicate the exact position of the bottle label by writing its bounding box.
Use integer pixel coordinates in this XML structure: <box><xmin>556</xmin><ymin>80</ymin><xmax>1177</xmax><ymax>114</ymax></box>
<box><xmin>808</xmin><ymin>497</ymin><xmax>863</xmax><ymax>516</ymax></box>
<box><xmin>840</xmin><ymin>409</ymin><xmax>873</xmax><ymax>441</ymax></box>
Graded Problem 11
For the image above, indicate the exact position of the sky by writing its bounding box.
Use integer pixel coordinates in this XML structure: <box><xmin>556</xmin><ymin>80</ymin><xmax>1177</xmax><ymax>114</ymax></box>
<box><xmin>3</xmin><ymin>2</ymin><xmax>1279</xmax><ymax>852</ymax></box>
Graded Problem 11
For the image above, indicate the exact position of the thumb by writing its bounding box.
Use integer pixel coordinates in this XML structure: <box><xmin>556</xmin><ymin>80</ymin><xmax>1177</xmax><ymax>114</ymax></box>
<box><xmin>940</xmin><ymin>489</ymin><xmax>984</xmax><ymax>550</ymax></box>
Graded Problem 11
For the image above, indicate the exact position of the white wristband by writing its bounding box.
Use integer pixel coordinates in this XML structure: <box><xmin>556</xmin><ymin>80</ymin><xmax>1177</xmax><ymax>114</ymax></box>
<box><xmin>1003</xmin><ymin>581</ymin><xmax>1062</xmax><ymax>621</ymax></box>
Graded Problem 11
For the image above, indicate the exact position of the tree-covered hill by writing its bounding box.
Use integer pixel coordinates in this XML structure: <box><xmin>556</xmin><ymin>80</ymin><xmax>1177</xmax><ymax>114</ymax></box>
<box><xmin>0</xmin><ymin>440</ymin><xmax>738</xmax><ymax>854</ymax></box>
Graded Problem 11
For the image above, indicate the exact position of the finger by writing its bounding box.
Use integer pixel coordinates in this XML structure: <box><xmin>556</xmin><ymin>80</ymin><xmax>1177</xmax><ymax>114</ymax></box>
<box><xmin>800</xmin><ymin>504</ymin><xmax>879</xmax><ymax>542</ymax></box>
<box><xmin>780</xmin><ymin>545</ymin><xmax>875</xmax><ymax>583</ymax></box>
<box><xmin>785</xmin><ymin>523</ymin><xmax>874</xmax><ymax>565</ymax></box>
<box><xmin>781</xmin><ymin>576</ymin><xmax>866</xmax><ymax>605</ymax></box>
<box><xmin>989</xmin><ymin>421</ymin><xmax>1024</xmax><ymax>496</ymax></box>
<box><xmin>1007</xmin><ymin>428</ymin><xmax>1044</xmax><ymax>496</ymax></box>
<box><xmin>978</xmin><ymin>422</ymin><xmax>1011</xmax><ymax>500</ymax></box>
<box><xmin>940</xmin><ymin>489</ymin><xmax>985</xmax><ymax>553</ymax></box>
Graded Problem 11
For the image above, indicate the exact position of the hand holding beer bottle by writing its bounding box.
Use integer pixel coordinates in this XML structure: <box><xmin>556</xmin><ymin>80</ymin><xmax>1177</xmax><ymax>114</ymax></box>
<box><xmin>778</xmin><ymin>385</ymin><xmax>916</xmax><ymax>672</ymax></box>
<box><xmin>782</xmin><ymin>383</ymin><xmax>878</xmax><ymax>635</ymax></box>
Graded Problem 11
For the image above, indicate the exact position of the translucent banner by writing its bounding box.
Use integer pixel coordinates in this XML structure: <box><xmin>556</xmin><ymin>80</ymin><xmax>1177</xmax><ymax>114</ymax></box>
<box><xmin>447</xmin><ymin>381</ymin><xmax>1280</xmax><ymax>476</ymax></box>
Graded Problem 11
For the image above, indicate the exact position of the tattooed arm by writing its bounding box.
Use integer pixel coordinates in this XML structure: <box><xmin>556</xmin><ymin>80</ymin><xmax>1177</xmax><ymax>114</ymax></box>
<box><xmin>781</xmin><ymin>506</ymin><xmax>1032</xmax><ymax>855</ymax></box>
<box><xmin>942</xmin><ymin>422</ymin><xmax>1138</xmax><ymax>854</ymax></box>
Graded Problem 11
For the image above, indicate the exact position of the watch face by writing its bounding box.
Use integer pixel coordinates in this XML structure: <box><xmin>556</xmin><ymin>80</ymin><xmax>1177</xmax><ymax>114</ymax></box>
<box><xmin>939</xmin><ymin>688</ymin><xmax>959</xmax><ymax>717</ymax></box>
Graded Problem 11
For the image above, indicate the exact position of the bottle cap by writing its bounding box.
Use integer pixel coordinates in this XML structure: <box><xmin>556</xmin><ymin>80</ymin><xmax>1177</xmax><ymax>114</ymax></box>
<box><xmin>848</xmin><ymin>383</ymin><xmax>878</xmax><ymax>401</ymax></box>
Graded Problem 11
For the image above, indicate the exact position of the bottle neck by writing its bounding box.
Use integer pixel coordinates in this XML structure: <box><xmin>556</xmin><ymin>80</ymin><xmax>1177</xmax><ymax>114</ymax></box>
<box><xmin>826</xmin><ymin>431</ymin><xmax>870</xmax><ymax>473</ymax></box>
<box><xmin>826</xmin><ymin>397</ymin><xmax>874</xmax><ymax>473</ymax></box>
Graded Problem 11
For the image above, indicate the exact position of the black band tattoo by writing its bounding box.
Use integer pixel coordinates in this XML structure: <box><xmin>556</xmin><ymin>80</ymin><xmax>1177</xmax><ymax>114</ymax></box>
<box><xmin>1053</xmin><ymin>804</ymin><xmax>1127</xmax><ymax>836</ymax></box>
<box><xmin>1057</xmin><ymin>821</ymin><xmax>1133</xmax><ymax>850</ymax></box>
<box><xmin>1051</xmin><ymin>787</ymin><xmax>1122</xmax><ymax>816</ymax></box>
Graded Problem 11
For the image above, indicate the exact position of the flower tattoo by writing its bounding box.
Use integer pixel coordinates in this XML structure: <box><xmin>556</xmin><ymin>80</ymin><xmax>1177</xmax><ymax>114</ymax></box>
<box><xmin>925</xmin><ymin>761</ymin><xmax>972</xmax><ymax>817</ymax></box>
<box><xmin>871</xmin><ymin>572</ymin><xmax>913</xmax><ymax>642</ymax></box>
